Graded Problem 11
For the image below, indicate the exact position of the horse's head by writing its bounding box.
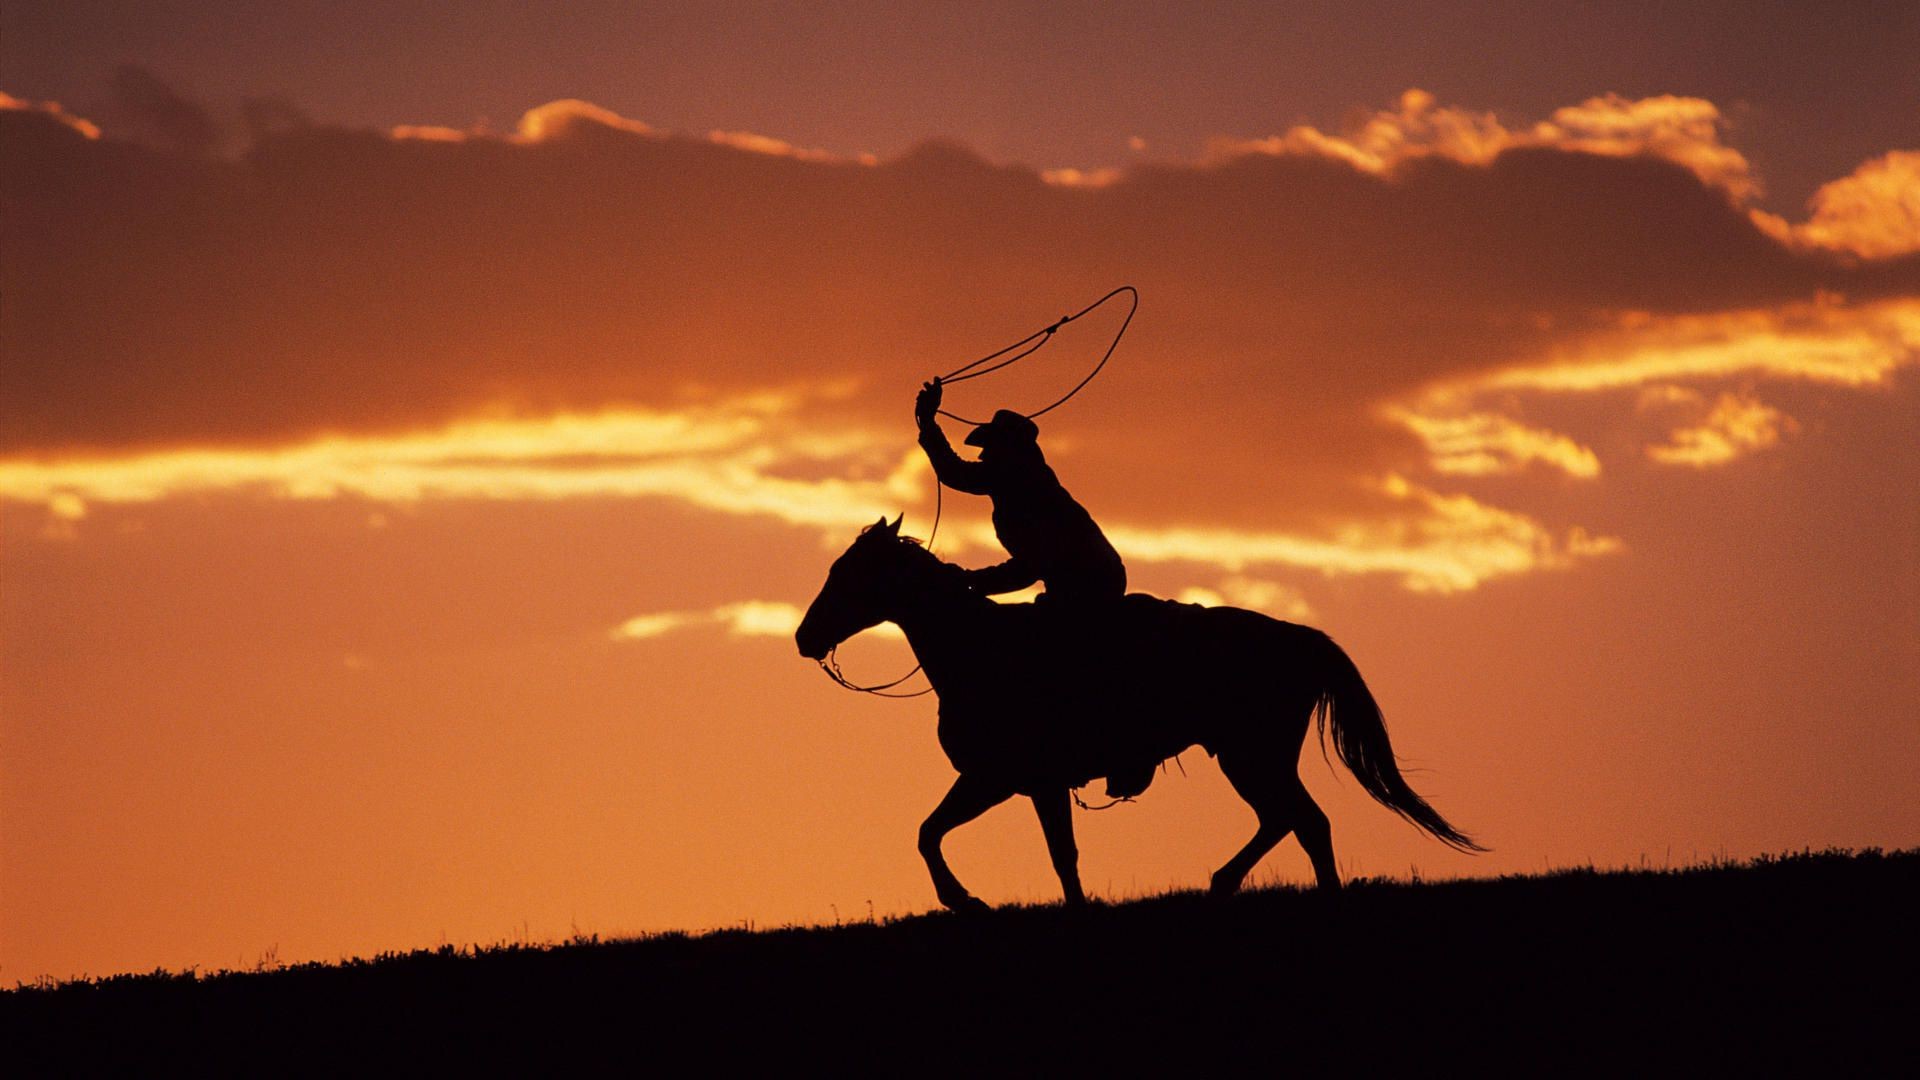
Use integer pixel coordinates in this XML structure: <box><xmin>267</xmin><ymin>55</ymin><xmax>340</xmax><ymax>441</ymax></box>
<box><xmin>795</xmin><ymin>515</ymin><xmax>923</xmax><ymax>660</ymax></box>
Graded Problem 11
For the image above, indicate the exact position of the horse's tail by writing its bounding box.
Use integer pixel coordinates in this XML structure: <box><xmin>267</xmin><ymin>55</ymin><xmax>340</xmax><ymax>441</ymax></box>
<box><xmin>1312</xmin><ymin>633</ymin><xmax>1485</xmax><ymax>853</ymax></box>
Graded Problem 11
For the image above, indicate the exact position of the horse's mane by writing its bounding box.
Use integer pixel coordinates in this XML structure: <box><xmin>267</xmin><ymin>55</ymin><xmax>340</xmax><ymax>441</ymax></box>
<box><xmin>859</xmin><ymin>523</ymin><xmax>998</xmax><ymax>609</ymax></box>
<box><xmin>859</xmin><ymin>521</ymin><xmax>932</xmax><ymax>556</ymax></box>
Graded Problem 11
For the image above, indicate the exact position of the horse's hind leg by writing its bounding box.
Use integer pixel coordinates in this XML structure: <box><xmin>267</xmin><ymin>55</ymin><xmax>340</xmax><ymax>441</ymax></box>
<box><xmin>1289</xmin><ymin>783</ymin><xmax>1338</xmax><ymax>889</ymax></box>
<box><xmin>1031</xmin><ymin>788</ymin><xmax>1086</xmax><ymax>907</ymax></box>
<box><xmin>919</xmin><ymin>773</ymin><xmax>1013</xmax><ymax>914</ymax></box>
<box><xmin>1212</xmin><ymin>749</ymin><xmax>1340</xmax><ymax>894</ymax></box>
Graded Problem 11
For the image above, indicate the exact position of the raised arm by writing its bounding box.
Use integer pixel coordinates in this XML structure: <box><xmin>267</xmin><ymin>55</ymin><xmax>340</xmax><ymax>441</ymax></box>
<box><xmin>916</xmin><ymin>380</ymin><xmax>994</xmax><ymax>495</ymax></box>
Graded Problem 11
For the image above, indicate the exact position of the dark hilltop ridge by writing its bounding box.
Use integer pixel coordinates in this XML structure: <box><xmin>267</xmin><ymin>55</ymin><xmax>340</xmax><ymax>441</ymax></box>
<box><xmin>9</xmin><ymin>849</ymin><xmax>1915</xmax><ymax>1073</ymax></box>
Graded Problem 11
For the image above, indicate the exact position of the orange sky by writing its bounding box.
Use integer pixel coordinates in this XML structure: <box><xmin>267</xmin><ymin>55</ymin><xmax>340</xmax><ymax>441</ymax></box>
<box><xmin>4</xmin><ymin>6</ymin><xmax>1919</xmax><ymax>982</ymax></box>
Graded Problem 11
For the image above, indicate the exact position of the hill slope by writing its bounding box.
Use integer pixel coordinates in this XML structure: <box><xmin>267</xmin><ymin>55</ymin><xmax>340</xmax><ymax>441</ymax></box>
<box><xmin>10</xmin><ymin>849</ymin><xmax>1916</xmax><ymax>1072</ymax></box>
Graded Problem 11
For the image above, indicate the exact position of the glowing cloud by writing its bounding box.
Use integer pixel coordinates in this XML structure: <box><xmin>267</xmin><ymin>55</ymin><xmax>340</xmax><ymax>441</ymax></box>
<box><xmin>384</xmin><ymin>102</ymin><xmax>873</xmax><ymax>167</ymax></box>
<box><xmin>1644</xmin><ymin>390</ymin><xmax>1798</xmax><ymax>468</ymax></box>
<box><xmin>1533</xmin><ymin>93</ymin><xmax>1756</xmax><ymax>201</ymax></box>
<box><xmin>613</xmin><ymin>600</ymin><xmax>899</xmax><ymax>642</ymax></box>
<box><xmin>1215</xmin><ymin>89</ymin><xmax>1755</xmax><ymax>199</ymax></box>
<box><xmin>0</xmin><ymin>90</ymin><xmax>101</xmax><ymax>139</ymax></box>
<box><xmin>1779</xmin><ymin>150</ymin><xmax>1920</xmax><ymax>260</ymax></box>
<box><xmin>1040</xmin><ymin>167</ymin><xmax>1125</xmax><ymax>188</ymax></box>
<box><xmin>0</xmin><ymin>399</ymin><xmax>1629</xmax><ymax>595</ymax></box>
<box><xmin>1175</xmin><ymin>577</ymin><xmax>1314</xmax><ymax>621</ymax></box>
<box><xmin>9</xmin><ymin>88</ymin><xmax>1910</xmax><ymax>606</ymax></box>
<box><xmin>610</xmin><ymin>611</ymin><xmax>693</xmax><ymax>640</ymax></box>
<box><xmin>1386</xmin><ymin>408</ymin><xmax>1601</xmax><ymax>478</ymax></box>
<box><xmin>706</xmin><ymin>129</ymin><xmax>870</xmax><ymax>165</ymax></box>
<box><xmin>389</xmin><ymin>124</ymin><xmax>470</xmax><ymax>143</ymax></box>
<box><xmin>1482</xmin><ymin>299</ymin><xmax>1920</xmax><ymax>394</ymax></box>
<box><xmin>1386</xmin><ymin>298</ymin><xmax>1916</xmax><ymax>480</ymax></box>
<box><xmin>1216</xmin><ymin>89</ymin><xmax>1920</xmax><ymax>264</ymax></box>
<box><xmin>713</xmin><ymin>600</ymin><xmax>807</xmax><ymax>638</ymax></box>
<box><xmin>516</xmin><ymin>99</ymin><xmax>657</xmax><ymax>142</ymax></box>
<box><xmin>1108</xmin><ymin>475</ymin><xmax>1620</xmax><ymax>594</ymax></box>
<box><xmin>0</xmin><ymin>402</ymin><xmax>910</xmax><ymax>533</ymax></box>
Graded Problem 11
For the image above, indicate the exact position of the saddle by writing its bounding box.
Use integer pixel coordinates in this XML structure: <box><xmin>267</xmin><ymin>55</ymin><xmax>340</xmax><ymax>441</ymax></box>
<box><xmin>940</xmin><ymin>593</ymin><xmax>1215</xmax><ymax>793</ymax></box>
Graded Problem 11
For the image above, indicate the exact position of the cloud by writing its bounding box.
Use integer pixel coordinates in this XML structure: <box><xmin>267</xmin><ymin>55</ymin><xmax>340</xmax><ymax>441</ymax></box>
<box><xmin>1642</xmin><ymin>390</ymin><xmax>1798</xmax><ymax>468</ymax></box>
<box><xmin>0</xmin><ymin>398</ymin><xmax>1610</xmax><ymax>592</ymax></box>
<box><xmin>1040</xmin><ymin>166</ymin><xmax>1124</xmax><ymax>188</ymax></box>
<box><xmin>609</xmin><ymin>611</ymin><xmax>692</xmax><ymax>640</ymax></box>
<box><xmin>1533</xmin><ymin>93</ymin><xmax>1758</xmax><ymax>202</ymax></box>
<box><xmin>2</xmin><ymin>83</ymin><xmax>1915</xmax><ymax>601</ymax></box>
<box><xmin>1174</xmin><ymin>577</ymin><xmax>1313</xmax><ymax>620</ymax></box>
<box><xmin>706</xmin><ymin>129</ymin><xmax>869</xmax><ymax>164</ymax></box>
<box><xmin>0</xmin><ymin>399</ymin><xmax>917</xmax><ymax>533</ymax></box>
<box><xmin>1218</xmin><ymin>89</ymin><xmax>1920</xmax><ymax>263</ymax></box>
<box><xmin>612</xmin><ymin>599</ymin><xmax>895</xmax><ymax>642</ymax></box>
<box><xmin>1479</xmin><ymin>298</ymin><xmax>1920</xmax><ymax>393</ymax></box>
<box><xmin>239</xmin><ymin>96</ymin><xmax>312</xmax><ymax>143</ymax></box>
<box><xmin>1384</xmin><ymin>408</ymin><xmax>1601</xmax><ymax>478</ymax></box>
<box><xmin>515</xmin><ymin>98</ymin><xmax>656</xmax><ymax>142</ymax></box>
<box><xmin>1384</xmin><ymin>297</ymin><xmax>1917</xmax><ymax>479</ymax></box>
<box><xmin>8</xmin><ymin>85</ymin><xmax>1907</xmax><ymax>459</ymax></box>
<box><xmin>0</xmin><ymin>91</ymin><xmax>99</xmax><ymax>139</ymax></box>
<box><xmin>1106</xmin><ymin>475</ymin><xmax>1621</xmax><ymax>594</ymax></box>
<box><xmin>1213</xmin><ymin>89</ymin><xmax>1758</xmax><ymax>201</ymax></box>
<box><xmin>108</xmin><ymin>65</ymin><xmax>222</xmax><ymax>156</ymax></box>
<box><xmin>390</xmin><ymin>124</ymin><xmax>470</xmax><ymax>143</ymax></box>
<box><xmin>1763</xmin><ymin>150</ymin><xmax>1920</xmax><ymax>260</ymax></box>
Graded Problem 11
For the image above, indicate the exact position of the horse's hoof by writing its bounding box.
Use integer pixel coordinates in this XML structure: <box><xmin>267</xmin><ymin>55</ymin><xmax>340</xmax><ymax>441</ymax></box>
<box><xmin>946</xmin><ymin>894</ymin><xmax>992</xmax><ymax>916</ymax></box>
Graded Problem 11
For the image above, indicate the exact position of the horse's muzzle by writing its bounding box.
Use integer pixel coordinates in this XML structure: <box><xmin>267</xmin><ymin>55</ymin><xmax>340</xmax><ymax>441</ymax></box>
<box><xmin>795</xmin><ymin>624</ymin><xmax>830</xmax><ymax>661</ymax></box>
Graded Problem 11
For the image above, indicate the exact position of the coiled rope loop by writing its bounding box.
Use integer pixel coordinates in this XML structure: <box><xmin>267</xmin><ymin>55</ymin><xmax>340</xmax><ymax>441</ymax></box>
<box><xmin>933</xmin><ymin>285</ymin><xmax>1138</xmax><ymax>425</ymax></box>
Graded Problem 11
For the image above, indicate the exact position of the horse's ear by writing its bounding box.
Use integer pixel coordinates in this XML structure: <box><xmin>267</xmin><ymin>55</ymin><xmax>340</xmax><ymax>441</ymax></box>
<box><xmin>886</xmin><ymin>514</ymin><xmax>903</xmax><ymax>535</ymax></box>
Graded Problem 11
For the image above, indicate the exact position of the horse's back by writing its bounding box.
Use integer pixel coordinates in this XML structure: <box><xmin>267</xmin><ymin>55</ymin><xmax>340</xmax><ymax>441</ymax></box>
<box><xmin>1121</xmin><ymin>592</ymin><xmax>1326</xmax><ymax>654</ymax></box>
<box><xmin>982</xmin><ymin>591</ymin><xmax>1323</xmax><ymax>671</ymax></box>
<box><xmin>938</xmin><ymin>591</ymin><xmax>1332</xmax><ymax>788</ymax></box>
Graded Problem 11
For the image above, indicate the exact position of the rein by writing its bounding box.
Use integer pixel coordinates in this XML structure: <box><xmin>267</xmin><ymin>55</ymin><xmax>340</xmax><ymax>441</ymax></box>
<box><xmin>819</xmin><ymin>645</ymin><xmax>932</xmax><ymax>698</ymax></box>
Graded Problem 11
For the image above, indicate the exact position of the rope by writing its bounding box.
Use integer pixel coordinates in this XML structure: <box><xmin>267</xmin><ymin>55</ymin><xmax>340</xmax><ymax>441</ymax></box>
<box><xmin>933</xmin><ymin>285</ymin><xmax>1138</xmax><ymax>424</ymax></box>
<box><xmin>1074</xmin><ymin>756</ymin><xmax>1182</xmax><ymax>811</ymax></box>
<box><xmin>925</xmin><ymin>471</ymin><xmax>944</xmax><ymax>550</ymax></box>
<box><xmin>818</xmin><ymin>645</ymin><xmax>932</xmax><ymax>698</ymax></box>
<box><xmin>1071</xmin><ymin>787</ymin><xmax>1135</xmax><ymax>812</ymax></box>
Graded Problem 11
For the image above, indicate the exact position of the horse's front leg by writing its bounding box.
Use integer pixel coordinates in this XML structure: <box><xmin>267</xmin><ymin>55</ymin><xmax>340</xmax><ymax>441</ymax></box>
<box><xmin>919</xmin><ymin>773</ymin><xmax>1012</xmax><ymax>913</ymax></box>
<box><xmin>1031</xmin><ymin>788</ymin><xmax>1086</xmax><ymax>907</ymax></box>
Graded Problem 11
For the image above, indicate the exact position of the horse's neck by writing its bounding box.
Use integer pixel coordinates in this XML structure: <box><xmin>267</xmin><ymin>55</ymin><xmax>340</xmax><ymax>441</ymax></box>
<box><xmin>891</xmin><ymin>565</ymin><xmax>991</xmax><ymax>696</ymax></box>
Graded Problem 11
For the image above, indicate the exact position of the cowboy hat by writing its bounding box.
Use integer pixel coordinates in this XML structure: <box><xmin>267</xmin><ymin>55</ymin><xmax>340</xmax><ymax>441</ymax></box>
<box><xmin>963</xmin><ymin>409</ymin><xmax>1039</xmax><ymax>449</ymax></box>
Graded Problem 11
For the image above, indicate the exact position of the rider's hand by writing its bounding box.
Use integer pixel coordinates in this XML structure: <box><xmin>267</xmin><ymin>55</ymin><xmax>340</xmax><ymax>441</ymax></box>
<box><xmin>915</xmin><ymin>379</ymin><xmax>943</xmax><ymax>426</ymax></box>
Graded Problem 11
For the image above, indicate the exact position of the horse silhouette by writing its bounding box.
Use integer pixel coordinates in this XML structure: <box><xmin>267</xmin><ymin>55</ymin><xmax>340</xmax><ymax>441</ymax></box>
<box><xmin>796</xmin><ymin>516</ymin><xmax>1483</xmax><ymax>912</ymax></box>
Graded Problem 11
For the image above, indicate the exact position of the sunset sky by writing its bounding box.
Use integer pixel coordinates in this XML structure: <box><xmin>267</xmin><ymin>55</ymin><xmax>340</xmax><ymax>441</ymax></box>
<box><xmin>5</xmin><ymin>1</ymin><xmax>1917</xmax><ymax>983</ymax></box>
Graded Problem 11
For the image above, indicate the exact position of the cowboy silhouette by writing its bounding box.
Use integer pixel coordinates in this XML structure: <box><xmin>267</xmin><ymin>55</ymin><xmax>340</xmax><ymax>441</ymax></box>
<box><xmin>915</xmin><ymin>379</ymin><xmax>1155</xmax><ymax>798</ymax></box>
